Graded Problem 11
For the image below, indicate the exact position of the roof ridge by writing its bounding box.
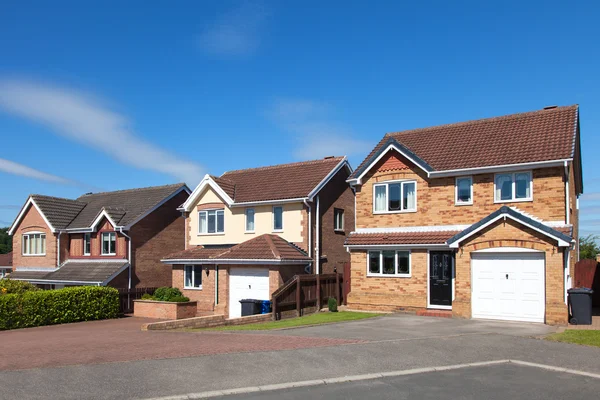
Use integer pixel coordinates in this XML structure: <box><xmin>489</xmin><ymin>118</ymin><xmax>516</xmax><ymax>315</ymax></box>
<box><xmin>220</xmin><ymin>157</ymin><xmax>344</xmax><ymax>176</ymax></box>
<box><xmin>386</xmin><ymin>104</ymin><xmax>578</xmax><ymax>138</ymax></box>
<box><xmin>77</xmin><ymin>183</ymin><xmax>185</xmax><ymax>198</ymax></box>
<box><xmin>264</xmin><ymin>234</ymin><xmax>281</xmax><ymax>259</ymax></box>
<box><xmin>31</xmin><ymin>194</ymin><xmax>86</xmax><ymax>204</ymax></box>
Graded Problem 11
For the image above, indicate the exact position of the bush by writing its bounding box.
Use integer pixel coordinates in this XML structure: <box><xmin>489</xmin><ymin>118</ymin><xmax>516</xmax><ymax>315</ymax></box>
<box><xmin>0</xmin><ymin>278</ymin><xmax>40</xmax><ymax>295</ymax></box>
<box><xmin>140</xmin><ymin>293</ymin><xmax>153</xmax><ymax>300</ymax></box>
<box><xmin>328</xmin><ymin>297</ymin><xmax>338</xmax><ymax>312</ymax></box>
<box><xmin>153</xmin><ymin>287</ymin><xmax>184</xmax><ymax>302</ymax></box>
<box><xmin>0</xmin><ymin>286</ymin><xmax>119</xmax><ymax>330</ymax></box>
<box><xmin>169</xmin><ymin>295</ymin><xmax>190</xmax><ymax>303</ymax></box>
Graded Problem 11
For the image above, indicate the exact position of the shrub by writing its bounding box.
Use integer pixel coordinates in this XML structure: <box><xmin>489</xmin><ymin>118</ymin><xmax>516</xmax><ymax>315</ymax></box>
<box><xmin>0</xmin><ymin>278</ymin><xmax>39</xmax><ymax>295</ymax></box>
<box><xmin>169</xmin><ymin>295</ymin><xmax>190</xmax><ymax>303</ymax></box>
<box><xmin>0</xmin><ymin>286</ymin><xmax>119</xmax><ymax>330</ymax></box>
<box><xmin>328</xmin><ymin>297</ymin><xmax>338</xmax><ymax>312</ymax></box>
<box><xmin>153</xmin><ymin>287</ymin><xmax>184</xmax><ymax>302</ymax></box>
<box><xmin>140</xmin><ymin>293</ymin><xmax>154</xmax><ymax>300</ymax></box>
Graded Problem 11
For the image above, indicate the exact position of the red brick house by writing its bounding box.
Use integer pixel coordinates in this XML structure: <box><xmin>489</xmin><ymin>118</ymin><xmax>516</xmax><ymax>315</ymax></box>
<box><xmin>162</xmin><ymin>157</ymin><xmax>354</xmax><ymax>318</ymax></box>
<box><xmin>0</xmin><ymin>252</ymin><xmax>12</xmax><ymax>278</ymax></box>
<box><xmin>345</xmin><ymin>105</ymin><xmax>582</xmax><ymax>325</ymax></box>
<box><xmin>8</xmin><ymin>183</ymin><xmax>190</xmax><ymax>289</ymax></box>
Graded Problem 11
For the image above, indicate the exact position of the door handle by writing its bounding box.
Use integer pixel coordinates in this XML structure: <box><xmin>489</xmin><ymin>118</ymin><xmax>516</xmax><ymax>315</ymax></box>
<box><xmin>506</xmin><ymin>274</ymin><xmax>509</xmax><ymax>279</ymax></box>
<box><xmin>249</xmin><ymin>285</ymin><xmax>251</xmax><ymax>289</ymax></box>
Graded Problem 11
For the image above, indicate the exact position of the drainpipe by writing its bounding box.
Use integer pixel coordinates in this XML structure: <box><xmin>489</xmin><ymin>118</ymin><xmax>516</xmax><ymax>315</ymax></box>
<box><xmin>119</xmin><ymin>227</ymin><xmax>132</xmax><ymax>290</ymax></box>
<box><xmin>564</xmin><ymin>161</ymin><xmax>570</xmax><ymax>225</ymax></box>
<box><xmin>303</xmin><ymin>199</ymin><xmax>312</xmax><ymax>258</ymax></box>
<box><xmin>56</xmin><ymin>231</ymin><xmax>62</xmax><ymax>267</ymax></box>
<box><xmin>315</xmin><ymin>195</ymin><xmax>321</xmax><ymax>309</ymax></box>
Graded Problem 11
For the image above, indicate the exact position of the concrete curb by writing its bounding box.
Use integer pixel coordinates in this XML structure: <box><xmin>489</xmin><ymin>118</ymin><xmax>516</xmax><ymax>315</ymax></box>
<box><xmin>143</xmin><ymin>359</ymin><xmax>600</xmax><ymax>399</ymax></box>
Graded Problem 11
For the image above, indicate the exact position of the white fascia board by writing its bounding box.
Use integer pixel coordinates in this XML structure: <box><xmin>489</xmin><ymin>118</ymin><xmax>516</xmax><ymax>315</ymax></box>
<box><xmin>161</xmin><ymin>259</ymin><xmax>312</xmax><ymax>265</ymax></box>
<box><xmin>124</xmin><ymin>185</ymin><xmax>190</xmax><ymax>229</ymax></box>
<box><xmin>307</xmin><ymin>157</ymin><xmax>352</xmax><ymax>200</ymax></box>
<box><xmin>471</xmin><ymin>247</ymin><xmax>544</xmax><ymax>253</ymax></box>
<box><xmin>11</xmin><ymin>278</ymin><xmax>102</xmax><ymax>285</ymax></box>
<box><xmin>89</xmin><ymin>210</ymin><xmax>120</xmax><ymax>232</ymax></box>
<box><xmin>355</xmin><ymin>225</ymin><xmax>470</xmax><ymax>234</ymax></box>
<box><xmin>14</xmin><ymin>267</ymin><xmax>59</xmax><ymax>272</ymax></box>
<box><xmin>448</xmin><ymin>214</ymin><xmax>569</xmax><ymax>248</ymax></box>
<box><xmin>181</xmin><ymin>175</ymin><xmax>234</xmax><ymax>212</ymax></box>
<box><xmin>63</xmin><ymin>227</ymin><xmax>95</xmax><ymax>233</ymax></box>
<box><xmin>345</xmin><ymin>244</ymin><xmax>449</xmax><ymax>250</ymax></box>
<box><xmin>353</xmin><ymin>144</ymin><xmax>432</xmax><ymax>185</ymax></box>
<box><xmin>8</xmin><ymin>197</ymin><xmax>56</xmax><ymax>235</ymax></box>
<box><xmin>429</xmin><ymin>159</ymin><xmax>573</xmax><ymax>178</ymax></box>
<box><xmin>230</xmin><ymin>198</ymin><xmax>308</xmax><ymax>207</ymax></box>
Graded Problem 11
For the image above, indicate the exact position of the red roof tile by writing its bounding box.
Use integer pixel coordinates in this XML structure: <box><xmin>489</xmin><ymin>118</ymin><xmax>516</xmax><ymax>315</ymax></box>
<box><xmin>350</xmin><ymin>105</ymin><xmax>578</xmax><ymax>179</ymax></box>
<box><xmin>345</xmin><ymin>231</ymin><xmax>460</xmax><ymax>246</ymax></box>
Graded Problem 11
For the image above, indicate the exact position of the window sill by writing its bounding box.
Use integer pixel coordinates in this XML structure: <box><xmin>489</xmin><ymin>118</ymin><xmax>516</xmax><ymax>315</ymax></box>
<box><xmin>22</xmin><ymin>254</ymin><xmax>46</xmax><ymax>257</ymax></box>
<box><xmin>367</xmin><ymin>273</ymin><xmax>412</xmax><ymax>278</ymax></box>
<box><xmin>183</xmin><ymin>286</ymin><xmax>203</xmax><ymax>291</ymax></box>
<box><xmin>197</xmin><ymin>233</ymin><xmax>225</xmax><ymax>236</ymax></box>
<box><xmin>272</xmin><ymin>229</ymin><xmax>284</xmax><ymax>233</ymax></box>
<box><xmin>455</xmin><ymin>202</ymin><xmax>473</xmax><ymax>206</ymax></box>
<box><xmin>494</xmin><ymin>198</ymin><xmax>533</xmax><ymax>204</ymax></box>
<box><xmin>373</xmin><ymin>209</ymin><xmax>417</xmax><ymax>215</ymax></box>
<box><xmin>245</xmin><ymin>231</ymin><xmax>255</xmax><ymax>234</ymax></box>
<box><xmin>334</xmin><ymin>229</ymin><xmax>345</xmax><ymax>233</ymax></box>
<box><xmin>100</xmin><ymin>253</ymin><xmax>117</xmax><ymax>256</ymax></box>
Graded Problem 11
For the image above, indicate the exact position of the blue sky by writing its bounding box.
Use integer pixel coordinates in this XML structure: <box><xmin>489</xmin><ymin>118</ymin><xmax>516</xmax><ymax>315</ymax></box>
<box><xmin>0</xmin><ymin>0</ymin><xmax>599</xmax><ymax>236</ymax></box>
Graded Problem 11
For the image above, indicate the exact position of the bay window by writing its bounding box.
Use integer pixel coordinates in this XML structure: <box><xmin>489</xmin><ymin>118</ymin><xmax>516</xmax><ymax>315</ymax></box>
<box><xmin>367</xmin><ymin>250</ymin><xmax>411</xmax><ymax>277</ymax></box>
<box><xmin>22</xmin><ymin>232</ymin><xmax>46</xmax><ymax>256</ymax></box>
<box><xmin>199</xmin><ymin>209</ymin><xmax>224</xmax><ymax>234</ymax></box>
<box><xmin>101</xmin><ymin>232</ymin><xmax>116</xmax><ymax>255</ymax></box>
<box><xmin>184</xmin><ymin>265</ymin><xmax>203</xmax><ymax>289</ymax></box>
<box><xmin>373</xmin><ymin>181</ymin><xmax>417</xmax><ymax>213</ymax></box>
<box><xmin>494</xmin><ymin>171</ymin><xmax>532</xmax><ymax>202</ymax></box>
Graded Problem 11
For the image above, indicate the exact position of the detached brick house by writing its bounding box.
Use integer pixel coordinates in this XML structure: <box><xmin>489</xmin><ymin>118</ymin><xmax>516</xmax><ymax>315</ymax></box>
<box><xmin>162</xmin><ymin>157</ymin><xmax>354</xmax><ymax>318</ymax></box>
<box><xmin>345</xmin><ymin>105</ymin><xmax>582</xmax><ymax>325</ymax></box>
<box><xmin>8</xmin><ymin>183</ymin><xmax>190</xmax><ymax>288</ymax></box>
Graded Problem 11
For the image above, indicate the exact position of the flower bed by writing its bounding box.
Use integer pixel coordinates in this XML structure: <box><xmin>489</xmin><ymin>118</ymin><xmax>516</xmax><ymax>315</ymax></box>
<box><xmin>133</xmin><ymin>299</ymin><xmax>198</xmax><ymax>320</ymax></box>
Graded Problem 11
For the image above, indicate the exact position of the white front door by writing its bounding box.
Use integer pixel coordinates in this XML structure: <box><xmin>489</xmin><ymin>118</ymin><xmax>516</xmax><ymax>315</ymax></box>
<box><xmin>471</xmin><ymin>252</ymin><xmax>545</xmax><ymax>323</ymax></box>
<box><xmin>228</xmin><ymin>268</ymin><xmax>270</xmax><ymax>319</ymax></box>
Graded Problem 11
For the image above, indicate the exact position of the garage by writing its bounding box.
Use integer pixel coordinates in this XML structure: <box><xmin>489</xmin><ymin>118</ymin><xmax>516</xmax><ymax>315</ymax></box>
<box><xmin>228</xmin><ymin>267</ymin><xmax>270</xmax><ymax>318</ymax></box>
<box><xmin>471</xmin><ymin>251</ymin><xmax>545</xmax><ymax>323</ymax></box>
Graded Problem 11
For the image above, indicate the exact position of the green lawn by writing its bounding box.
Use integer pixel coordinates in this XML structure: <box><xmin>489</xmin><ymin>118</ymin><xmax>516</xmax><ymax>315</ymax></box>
<box><xmin>546</xmin><ymin>330</ymin><xmax>600</xmax><ymax>347</ymax></box>
<box><xmin>192</xmin><ymin>311</ymin><xmax>380</xmax><ymax>331</ymax></box>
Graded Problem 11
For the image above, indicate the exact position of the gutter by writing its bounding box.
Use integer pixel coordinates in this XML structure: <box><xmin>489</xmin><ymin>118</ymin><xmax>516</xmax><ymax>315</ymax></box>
<box><xmin>160</xmin><ymin>259</ymin><xmax>312</xmax><ymax>265</ymax></box>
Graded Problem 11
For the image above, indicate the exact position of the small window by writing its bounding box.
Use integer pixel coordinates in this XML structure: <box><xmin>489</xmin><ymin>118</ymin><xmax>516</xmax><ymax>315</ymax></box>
<box><xmin>494</xmin><ymin>172</ymin><xmax>532</xmax><ymax>202</ymax></box>
<box><xmin>373</xmin><ymin>181</ymin><xmax>417</xmax><ymax>213</ymax></box>
<box><xmin>273</xmin><ymin>206</ymin><xmax>283</xmax><ymax>231</ymax></box>
<box><xmin>455</xmin><ymin>177</ymin><xmax>473</xmax><ymax>205</ymax></box>
<box><xmin>334</xmin><ymin>208</ymin><xmax>344</xmax><ymax>231</ymax></box>
<box><xmin>83</xmin><ymin>233</ymin><xmax>91</xmax><ymax>255</ymax></box>
<box><xmin>101</xmin><ymin>232</ymin><xmax>116</xmax><ymax>255</ymax></box>
<box><xmin>198</xmin><ymin>210</ymin><xmax>224</xmax><ymax>234</ymax></box>
<box><xmin>22</xmin><ymin>233</ymin><xmax>46</xmax><ymax>255</ymax></box>
<box><xmin>245</xmin><ymin>208</ymin><xmax>255</xmax><ymax>232</ymax></box>
<box><xmin>184</xmin><ymin>265</ymin><xmax>203</xmax><ymax>289</ymax></box>
<box><xmin>367</xmin><ymin>250</ymin><xmax>411</xmax><ymax>277</ymax></box>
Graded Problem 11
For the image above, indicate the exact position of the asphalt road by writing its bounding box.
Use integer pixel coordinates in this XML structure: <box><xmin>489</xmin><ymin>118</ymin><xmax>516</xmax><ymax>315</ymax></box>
<box><xmin>219</xmin><ymin>364</ymin><xmax>600</xmax><ymax>400</ymax></box>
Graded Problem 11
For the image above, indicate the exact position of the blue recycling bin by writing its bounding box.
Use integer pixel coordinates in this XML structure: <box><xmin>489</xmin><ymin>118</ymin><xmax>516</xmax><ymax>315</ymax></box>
<box><xmin>259</xmin><ymin>300</ymin><xmax>272</xmax><ymax>314</ymax></box>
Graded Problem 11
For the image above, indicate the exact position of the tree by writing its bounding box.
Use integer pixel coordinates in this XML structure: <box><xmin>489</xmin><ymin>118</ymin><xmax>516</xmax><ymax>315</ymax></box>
<box><xmin>579</xmin><ymin>234</ymin><xmax>600</xmax><ymax>260</ymax></box>
<box><xmin>0</xmin><ymin>227</ymin><xmax>11</xmax><ymax>254</ymax></box>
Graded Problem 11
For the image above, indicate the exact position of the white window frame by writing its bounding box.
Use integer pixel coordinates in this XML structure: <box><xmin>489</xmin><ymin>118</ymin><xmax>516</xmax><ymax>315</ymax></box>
<box><xmin>272</xmin><ymin>206</ymin><xmax>284</xmax><ymax>232</ymax></box>
<box><xmin>455</xmin><ymin>176</ymin><xmax>473</xmax><ymax>206</ymax></box>
<box><xmin>372</xmin><ymin>180</ymin><xmax>417</xmax><ymax>214</ymax></box>
<box><xmin>83</xmin><ymin>233</ymin><xmax>91</xmax><ymax>256</ymax></box>
<box><xmin>367</xmin><ymin>250</ymin><xmax>412</xmax><ymax>277</ymax></box>
<box><xmin>198</xmin><ymin>209</ymin><xmax>225</xmax><ymax>235</ymax></box>
<box><xmin>493</xmin><ymin>171</ymin><xmax>533</xmax><ymax>203</ymax></box>
<box><xmin>245</xmin><ymin>208</ymin><xmax>255</xmax><ymax>233</ymax></box>
<box><xmin>22</xmin><ymin>232</ymin><xmax>46</xmax><ymax>256</ymax></box>
<box><xmin>184</xmin><ymin>265</ymin><xmax>203</xmax><ymax>290</ymax></box>
<box><xmin>101</xmin><ymin>232</ymin><xmax>116</xmax><ymax>256</ymax></box>
<box><xmin>334</xmin><ymin>208</ymin><xmax>344</xmax><ymax>231</ymax></box>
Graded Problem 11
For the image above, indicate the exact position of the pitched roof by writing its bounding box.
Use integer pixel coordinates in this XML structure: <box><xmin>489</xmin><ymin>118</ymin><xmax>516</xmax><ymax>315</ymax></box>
<box><xmin>9</xmin><ymin>260</ymin><xmax>128</xmax><ymax>284</ymax></box>
<box><xmin>350</xmin><ymin>105</ymin><xmax>579</xmax><ymax>180</ymax></box>
<box><xmin>30</xmin><ymin>195</ymin><xmax>86</xmax><ymax>230</ymax></box>
<box><xmin>163</xmin><ymin>234</ymin><xmax>311</xmax><ymax>263</ymax></box>
<box><xmin>217</xmin><ymin>157</ymin><xmax>346</xmax><ymax>202</ymax></box>
<box><xmin>0</xmin><ymin>252</ymin><xmax>12</xmax><ymax>268</ymax></box>
<box><xmin>345</xmin><ymin>231</ymin><xmax>459</xmax><ymax>246</ymax></box>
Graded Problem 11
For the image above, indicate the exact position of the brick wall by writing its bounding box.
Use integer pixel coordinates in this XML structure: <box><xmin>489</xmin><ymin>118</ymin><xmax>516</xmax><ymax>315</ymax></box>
<box><xmin>133</xmin><ymin>300</ymin><xmax>197</xmax><ymax>320</ymax></box>
<box><xmin>12</xmin><ymin>204</ymin><xmax>57</xmax><ymax>269</ymax></box>
<box><xmin>356</xmin><ymin>151</ymin><xmax>566</xmax><ymax>229</ymax></box>
<box><xmin>129</xmin><ymin>191</ymin><xmax>188</xmax><ymax>288</ymax></box>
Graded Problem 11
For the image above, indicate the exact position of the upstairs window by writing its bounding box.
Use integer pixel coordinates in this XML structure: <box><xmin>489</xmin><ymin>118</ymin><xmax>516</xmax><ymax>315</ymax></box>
<box><xmin>83</xmin><ymin>233</ymin><xmax>91</xmax><ymax>255</ymax></box>
<box><xmin>199</xmin><ymin>210</ymin><xmax>224</xmax><ymax>234</ymax></box>
<box><xmin>184</xmin><ymin>265</ymin><xmax>203</xmax><ymax>289</ymax></box>
<box><xmin>373</xmin><ymin>181</ymin><xmax>416</xmax><ymax>213</ymax></box>
<box><xmin>273</xmin><ymin>206</ymin><xmax>283</xmax><ymax>231</ymax></box>
<box><xmin>494</xmin><ymin>172</ymin><xmax>532</xmax><ymax>202</ymax></box>
<box><xmin>245</xmin><ymin>208</ymin><xmax>255</xmax><ymax>232</ymax></box>
<box><xmin>101</xmin><ymin>232</ymin><xmax>116</xmax><ymax>255</ymax></box>
<box><xmin>22</xmin><ymin>233</ymin><xmax>46</xmax><ymax>256</ymax></box>
<box><xmin>455</xmin><ymin>177</ymin><xmax>473</xmax><ymax>205</ymax></box>
<box><xmin>334</xmin><ymin>208</ymin><xmax>344</xmax><ymax>231</ymax></box>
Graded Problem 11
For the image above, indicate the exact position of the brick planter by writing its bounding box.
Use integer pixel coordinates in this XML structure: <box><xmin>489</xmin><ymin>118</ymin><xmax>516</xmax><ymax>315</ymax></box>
<box><xmin>133</xmin><ymin>300</ymin><xmax>197</xmax><ymax>320</ymax></box>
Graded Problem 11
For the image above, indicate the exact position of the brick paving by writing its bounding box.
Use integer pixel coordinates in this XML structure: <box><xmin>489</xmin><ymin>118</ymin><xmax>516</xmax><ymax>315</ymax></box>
<box><xmin>0</xmin><ymin>317</ymin><xmax>364</xmax><ymax>371</ymax></box>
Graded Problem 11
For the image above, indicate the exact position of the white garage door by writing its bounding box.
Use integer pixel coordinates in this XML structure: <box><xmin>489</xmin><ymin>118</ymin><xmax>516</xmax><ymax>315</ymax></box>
<box><xmin>472</xmin><ymin>252</ymin><xmax>545</xmax><ymax>323</ymax></box>
<box><xmin>229</xmin><ymin>268</ymin><xmax>270</xmax><ymax>319</ymax></box>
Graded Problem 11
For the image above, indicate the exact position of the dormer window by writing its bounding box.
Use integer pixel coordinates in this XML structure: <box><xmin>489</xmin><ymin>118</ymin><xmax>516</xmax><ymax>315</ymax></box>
<box><xmin>494</xmin><ymin>172</ymin><xmax>533</xmax><ymax>202</ymax></box>
<box><xmin>373</xmin><ymin>181</ymin><xmax>416</xmax><ymax>213</ymax></box>
<box><xmin>101</xmin><ymin>232</ymin><xmax>116</xmax><ymax>255</ymax></box>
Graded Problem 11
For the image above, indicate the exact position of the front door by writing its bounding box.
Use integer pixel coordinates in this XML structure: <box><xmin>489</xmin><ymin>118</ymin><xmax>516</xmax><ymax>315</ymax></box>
<box><xmin>429</xmin><ymin>251</ymin><xmax>453</xmax><ymax>308</ymax></box>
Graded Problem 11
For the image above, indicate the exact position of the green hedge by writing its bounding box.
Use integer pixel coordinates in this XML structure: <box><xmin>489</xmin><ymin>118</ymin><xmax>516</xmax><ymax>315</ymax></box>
<box><xmin>0</xmin><ymin>278</ymin><xmax>40</xmax><ymax>295</ymax></box>
<box><xmin>0</xmin><ymin>286</ymin><xmax>119</xmax><ymax>330</ymax></box>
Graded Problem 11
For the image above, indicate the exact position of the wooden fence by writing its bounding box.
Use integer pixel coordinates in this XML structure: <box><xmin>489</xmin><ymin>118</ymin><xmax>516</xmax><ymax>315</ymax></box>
<box><xmin>271</xmin><ymin>273</ymin><xmax>344</xmax><ymax>320</ymax></box>
<box><xmin>118</xmin><ymin>287</ymin><xmax>158</xmax><ymax>314</ymax></box>
<box><xmin>574</xmin><ymin>259</ymin><xmax>599</xmax><ymax>307</ymax></box>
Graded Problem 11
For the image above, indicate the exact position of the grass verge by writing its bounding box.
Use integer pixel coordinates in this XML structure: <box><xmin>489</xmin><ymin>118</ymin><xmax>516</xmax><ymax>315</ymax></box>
<box><xmin>546</xmin><ymin>330</ymin><xmax>600</xmax><ymax>347</ymax></box>
<box><xmin>191</xmin><ymin>311</ymin><xmax>380</xmax><ymax>331</ymax></box>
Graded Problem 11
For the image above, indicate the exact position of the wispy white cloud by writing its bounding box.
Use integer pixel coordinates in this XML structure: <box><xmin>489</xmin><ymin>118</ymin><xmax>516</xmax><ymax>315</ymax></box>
<box><xmin>0</xmin><ymin>158</ymin><xmax>74</xmax><ymax>185</ymax></box>
<box><xmin>581</xmin><ymin>192</ymin><xmax>600</xmax><ymax>202</ymax></box>
<box><xmin>0</xmin><ymin>80</ymin><xmax>204</xmax><ymax>185</ymax></box>
<box><xmin>266</xmin><ymin>98</ymin><xmax>371</xmax><ymax>160</ymax></box>
<box><xmin>198</xmin><ymin>2</ymin><xmax>268</xmax><ymax>57</ymax></box>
